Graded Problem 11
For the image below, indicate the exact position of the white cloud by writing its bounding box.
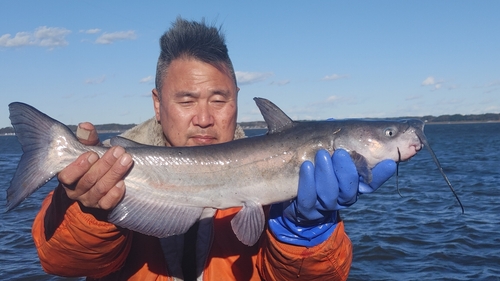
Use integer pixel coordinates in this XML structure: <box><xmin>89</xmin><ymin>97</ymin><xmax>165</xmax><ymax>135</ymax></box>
<box><xmin>62</xmin><ymin>93</ymin><xmax>75</xmax><ymax>99</ymax></box>
<box><xmin>85</xmin><ymin>75</ymin><xmax>106</xmax><ymax>84</ymax></box>
<box><xmin>421</xmin><ymin>76</ymin><xmax>446</xmax><ymax>90</ymax></box>
<box><xmin>483</xmin><ymin>88</ymin><xmax>497</xmax><ymax>94</ymax></box>
<box><xmin>0</xmin><ymin>32</ymin><xmax>31</xmax><ymax>47</ymax></box>
<box><xmin>322</xmin><ymin>74</ymin><xmax>349</xmax><ymax>81</ymax></box>
<box><xmin>236</xmin><ymin>71</ymin><xmax>273</xmax><ymax>85</ymax></box>
<box><xmin>140</xmin><ymin>76</ymin><xmax>154</xmax><ymax>83</ymax></box>
<box><xmin>35</xmin><ymin>26</ymin><xmax>71</xmax><ymax>47</ymax></box>
<box><xmin>421</xmin><ymin>76</ymin><xmax>436</xmax><ymax>86</ymax></box>
<box><xmin>95</xmin><ymin>30</ymin><xmax>136</xmax><ymax>44</ymax></box>
<box><xmin>486</xmin><ymin>79</ymin><xmax>500</xmax><ymax>88</ymax></box>
<box><xmin>269</xmin><ymin>80</ymin><xmax>290</xmax><ymax>86</ymax></box>
<box><xmin>405</xmin><ymin>94</ymin><xmax>423</xmax><ymax>101</ymax></box>
<box><xmin>80</xmin><ymin>28</ymin><xmax>101</xmax><ymax>34</ymax></box>
<box><xmin>0</xmin><ymin>26</ymin><xmax>70</xmax><ymax>48</ymax></box>
<box><xmin>326</xmin><ymin>95</ymin><xmax>341</xmax><ymax>102</ymax></box>
<box><xmin>309</xmin><ymin>95</ymin><xmax>355</xmax><ymax>107</ymax></box>
<box><xmin>437</xmin><ymin>98</ymin><xmax>463</xmax><ymax>105</ymax></box>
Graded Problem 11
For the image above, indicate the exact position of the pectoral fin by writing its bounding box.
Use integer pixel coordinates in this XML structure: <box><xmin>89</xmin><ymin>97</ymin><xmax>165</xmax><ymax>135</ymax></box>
<box><xmin>230</xmin><ymin>201</ymin><xmax>265</xmax><ymax>246</ymax></box>
<box><xmin>350</xmin><ymin>151</ymin><xmax>372</xmax><ymax>183</ymax></box>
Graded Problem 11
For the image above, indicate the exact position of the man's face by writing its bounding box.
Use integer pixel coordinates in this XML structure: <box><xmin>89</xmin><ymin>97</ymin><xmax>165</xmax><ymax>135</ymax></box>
<box><xmin>153</xmin><ymin>58</ymin><xmax>238</xmax><ymax>147</ymax></box>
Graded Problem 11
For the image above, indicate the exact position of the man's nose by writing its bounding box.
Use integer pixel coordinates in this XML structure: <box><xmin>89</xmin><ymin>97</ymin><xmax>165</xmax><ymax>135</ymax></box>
<box><xmin>192</xmin><ymin>105</ymin><xmax>214</xmax><ymax>128</ymax></box>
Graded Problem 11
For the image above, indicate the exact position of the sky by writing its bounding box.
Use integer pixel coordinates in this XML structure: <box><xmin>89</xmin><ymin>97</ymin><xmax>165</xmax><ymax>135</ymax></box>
<box><xmin>1</xmin><ymin>1</ymin><xmax>499</xmax><ymax>129</ymax></box>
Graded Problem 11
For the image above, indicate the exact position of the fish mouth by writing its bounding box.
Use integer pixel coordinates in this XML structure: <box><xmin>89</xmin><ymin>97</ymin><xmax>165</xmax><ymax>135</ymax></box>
<box><xmin>399</xmin><ymin>121</ymin><xmax>425</xmax><ymax>162</ymax></box>
<box><xmin>398</xmin><ymin>142</ymin><xmax>422</xmax><ymax>162</ymax></box>
<box><xmin>409</xmin><ymin>140</ymin><xmax>424</xmax><ymax>157</ymax></box>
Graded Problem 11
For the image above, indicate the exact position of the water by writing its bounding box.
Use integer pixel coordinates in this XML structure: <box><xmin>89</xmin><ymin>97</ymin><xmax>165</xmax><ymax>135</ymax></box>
<box><xmin>1</xmin><ymin>124</ymin><xmax>499</xmax><ymax>280</ymax></box>
<box><xmin>344</xmin><ymin>123</ymin><xmax>500</xmax><ymax>280</ymax></box>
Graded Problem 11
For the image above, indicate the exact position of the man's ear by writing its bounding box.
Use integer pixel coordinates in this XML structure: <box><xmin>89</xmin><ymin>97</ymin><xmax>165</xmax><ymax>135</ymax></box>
<box><xmin>152</xmin><ymin>88</ymin><xmax>161</xmax><ymax>122</ymax></box>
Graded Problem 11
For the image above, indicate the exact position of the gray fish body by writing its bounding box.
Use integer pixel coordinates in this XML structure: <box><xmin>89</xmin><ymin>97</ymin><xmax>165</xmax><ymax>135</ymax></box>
<box><xmin>116</xmin><ymin>119</ymin><xmax>422</xmax><ymax>207</ymax></box>
<box><xmin>7</xmin><ymin>98</ymin><xmax>424</xmax><ymax>245</ymax></box>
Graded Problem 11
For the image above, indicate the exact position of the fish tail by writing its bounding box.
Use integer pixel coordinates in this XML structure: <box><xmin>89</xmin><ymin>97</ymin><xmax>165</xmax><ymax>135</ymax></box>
<box><xmin>6</xmin><ymin>102</ymin><xmax>78</xmax><ymax>211</ymax></box>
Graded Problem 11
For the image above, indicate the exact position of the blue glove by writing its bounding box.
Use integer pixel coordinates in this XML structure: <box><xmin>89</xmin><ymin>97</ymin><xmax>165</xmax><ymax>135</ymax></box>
<box><xmin>269</xmin><ymin>149</ymin><xmax>396</xmax><ymax>247</ymax></box>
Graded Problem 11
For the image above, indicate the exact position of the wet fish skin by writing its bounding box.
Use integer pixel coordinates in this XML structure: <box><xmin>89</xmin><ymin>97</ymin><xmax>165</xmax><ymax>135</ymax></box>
<box><xmin>7</xmin><ymin>98</ymin><xmax>424</xmax><ymax>246</ymax></box>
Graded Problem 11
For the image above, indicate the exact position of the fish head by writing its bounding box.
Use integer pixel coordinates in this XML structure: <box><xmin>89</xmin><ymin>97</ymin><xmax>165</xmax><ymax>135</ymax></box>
<box><xmin>334</xmin><ymin>119</ymin><xmax>425</xmax><ymax>168</ymax></box>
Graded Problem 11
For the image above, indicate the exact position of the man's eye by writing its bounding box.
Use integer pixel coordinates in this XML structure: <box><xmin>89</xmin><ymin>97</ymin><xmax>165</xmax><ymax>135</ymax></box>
<box><xmin>211</xmin><ymin>99</ymin><xmax>227</xmax><ymax>106</ymax></box>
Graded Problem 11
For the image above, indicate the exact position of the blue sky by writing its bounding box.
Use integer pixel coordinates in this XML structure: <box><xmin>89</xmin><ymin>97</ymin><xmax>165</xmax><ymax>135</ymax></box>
<box><xmin>1</xmin><ymin>1</ymin><xmax>499</xmax><ymax>129</ymax></box>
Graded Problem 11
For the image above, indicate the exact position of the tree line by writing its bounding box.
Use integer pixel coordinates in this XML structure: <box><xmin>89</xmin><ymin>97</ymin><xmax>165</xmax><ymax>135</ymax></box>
<box><xmin>1</xmin><ymin>113</ymin><xmax>500</xmax><ymax>135</ymax></box>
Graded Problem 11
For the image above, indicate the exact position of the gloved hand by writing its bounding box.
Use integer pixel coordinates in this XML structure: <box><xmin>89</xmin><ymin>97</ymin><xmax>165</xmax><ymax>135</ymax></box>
<box><xmin>268</xmin><ymin>149</ymin><xmax>396</xmax><ymax>247</ymax></box>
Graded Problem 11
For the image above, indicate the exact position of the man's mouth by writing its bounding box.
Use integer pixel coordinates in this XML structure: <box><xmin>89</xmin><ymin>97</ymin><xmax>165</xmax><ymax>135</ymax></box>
<box><xmin>190</xmin><ymin>135</ymin><xmax>217</xmax><ymax>145</ymax></box>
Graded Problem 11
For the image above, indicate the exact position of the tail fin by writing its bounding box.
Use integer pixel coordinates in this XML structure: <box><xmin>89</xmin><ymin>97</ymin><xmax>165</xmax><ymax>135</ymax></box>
<box><xmin>6</xmin><ymin>102</ymin><xmax>77</xmax><ymax>211</ymax></box>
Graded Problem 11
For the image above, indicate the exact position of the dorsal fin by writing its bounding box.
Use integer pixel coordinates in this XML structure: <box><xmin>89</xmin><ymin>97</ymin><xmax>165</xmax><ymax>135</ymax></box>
<box><xmin>253</xmin><ymin>97</ymin><xmax>295</xmax><ymax>134</ymax></box>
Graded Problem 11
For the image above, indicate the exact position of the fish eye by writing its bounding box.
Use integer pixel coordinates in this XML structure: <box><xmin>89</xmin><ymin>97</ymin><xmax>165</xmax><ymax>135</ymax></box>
<box><xmin>384</xmin><ymin>127</ymin><xmax>397</xmax><ymax>137</ymax></box>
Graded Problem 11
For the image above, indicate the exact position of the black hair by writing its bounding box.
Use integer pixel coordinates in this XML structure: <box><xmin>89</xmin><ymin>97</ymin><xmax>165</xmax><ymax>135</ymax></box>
<box><xmin>155</xmin><ymin>17</ymin><xmax>237</xmax><ymax>95</ymax></box>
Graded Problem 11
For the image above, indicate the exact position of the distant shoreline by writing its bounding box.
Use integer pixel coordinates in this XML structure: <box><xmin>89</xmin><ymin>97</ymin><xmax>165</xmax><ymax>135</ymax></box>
<box><xmin>423</xmin><ymin>120</ymin><xmax>500</xmax><ymax>125</ymax></box>
<box><xmin>2</xmin><ymin>120</ymin><xmax>499</xmax><ymax>136</ymax></box>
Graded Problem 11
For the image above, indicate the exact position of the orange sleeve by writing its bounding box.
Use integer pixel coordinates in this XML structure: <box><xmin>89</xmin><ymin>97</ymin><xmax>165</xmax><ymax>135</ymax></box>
<box><xmin>257</xmin><ymin>220</ymin><xmax>353</xmax><ymax>281</ymax></box>
<box><xmin>32</xmin><ymin>185</ymin><xmax>133</xmax><ymax>279</ymax></box>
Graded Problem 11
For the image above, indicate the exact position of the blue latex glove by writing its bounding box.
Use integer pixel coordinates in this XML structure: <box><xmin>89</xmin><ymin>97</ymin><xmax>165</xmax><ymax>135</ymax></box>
<box><xmin>269</xmin><ymin>149</ymin><xmax>396</xmax><ymax>247</ymax></box>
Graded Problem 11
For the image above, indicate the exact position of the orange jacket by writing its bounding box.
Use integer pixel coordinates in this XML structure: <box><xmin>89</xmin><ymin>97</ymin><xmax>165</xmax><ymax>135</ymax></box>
<box><xmin>32</xmin><ymin>185</ymin><xmax>352</xmax><ymax>280</ymax></box>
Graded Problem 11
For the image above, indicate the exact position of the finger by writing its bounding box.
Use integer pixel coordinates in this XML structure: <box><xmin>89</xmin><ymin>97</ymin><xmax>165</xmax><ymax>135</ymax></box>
<box><xmin>368</xmin><ymin>159</ymin><xmax>397</xmax><ymax>191</ymax></box>
<box><xmin>76</xmin><ymin>122</ymin><xmax>100</xmax><ymax>146</ymax></box>
<box><xmin>296</xmin><ymin>161</ymin><xmax>317</xmax><ymax>212</ymax></box>
<box><xmin>97</xmin><ymin>180</ymin><xmax>126</xmax><ymax>210</ymax></box>
<box><xmin>314</xmin><ymin>149</ymin><xmax>339</xmax><ymax>210</ymax></box>
<box><xmin>86</xmin><ymin>151</ymin><xmax>132</xmax><ymax>208</ymax></box>
<box><xmin>296</xmin><ymin>161</ymin><xmax>326</xmax><ymax>222</ymax></box>
<box><xmin>332</xmin><ymin>149</ymin><xmax>359</xmax><ymax>206</ymax></box>
<box><xmin>58</xmin><ymin>152</ymin><xmax>99</xmax><ymax>190</ymax></box>
<box><xmin>66</xmin><ymin>146</ymin><xmax>125</xmax><ymax>201</ymax></box>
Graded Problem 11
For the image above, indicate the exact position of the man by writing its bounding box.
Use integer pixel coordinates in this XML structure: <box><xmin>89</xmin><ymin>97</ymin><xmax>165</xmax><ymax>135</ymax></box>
<box><xmin>32</xmin><ymin>18</ymin><xmax>395</xmax><ymax>280</ymax></box>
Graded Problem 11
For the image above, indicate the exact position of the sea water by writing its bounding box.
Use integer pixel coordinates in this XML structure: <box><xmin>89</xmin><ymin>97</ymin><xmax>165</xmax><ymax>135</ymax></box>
<box><xmin>1</xmin><ymin>124</ymin><xmax>499</xmax><ymax>280</ymax></box>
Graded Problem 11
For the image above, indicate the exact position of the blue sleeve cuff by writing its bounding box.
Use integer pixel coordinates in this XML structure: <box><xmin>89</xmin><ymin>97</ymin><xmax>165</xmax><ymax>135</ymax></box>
<box><xmin>268</xmin><ymin>204</ymin><xmax>338</xmax><ymax>247</ymax></box>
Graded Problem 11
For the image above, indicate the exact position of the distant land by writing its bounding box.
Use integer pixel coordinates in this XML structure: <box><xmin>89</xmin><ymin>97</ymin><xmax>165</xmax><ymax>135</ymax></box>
<box><xmin>1</xmin><ymin>113</ymin><xmax>500</xmax><ymax>135</ymax></box>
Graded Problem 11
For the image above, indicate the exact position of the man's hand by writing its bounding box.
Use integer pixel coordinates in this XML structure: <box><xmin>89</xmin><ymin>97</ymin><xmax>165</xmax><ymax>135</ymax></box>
<box><xmin>57</xmin><ymin>123</ymin><xmax>132</xmax><ymax>210</ymax></box>
<box><xmin>269</xmin><ymin>149</ymin><xmax>396</xmax><ymax>247</ymax></box>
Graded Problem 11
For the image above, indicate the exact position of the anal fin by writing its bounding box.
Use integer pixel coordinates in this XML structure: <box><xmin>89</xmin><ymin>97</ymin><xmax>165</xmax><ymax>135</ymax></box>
<box><xmin>230</xmin><ymin>201</ymin><xmax>265</xmax><ymax>246</ymax></box>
